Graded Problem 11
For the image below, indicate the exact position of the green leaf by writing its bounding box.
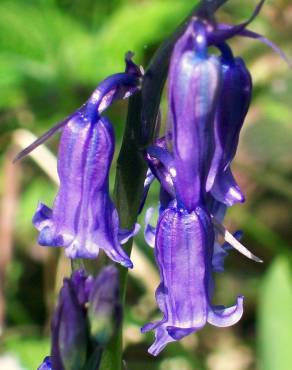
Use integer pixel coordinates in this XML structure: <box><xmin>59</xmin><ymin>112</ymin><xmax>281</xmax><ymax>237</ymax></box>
<box><xmin>258</xmin><ymin>256</ymin><xmax>292</xmax><ymax>370</ymax></box>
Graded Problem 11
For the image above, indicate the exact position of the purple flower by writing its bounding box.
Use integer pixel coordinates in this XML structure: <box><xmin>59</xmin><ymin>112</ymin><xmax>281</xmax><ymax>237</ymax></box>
<box><xmin>88</xmin><ymin>265</ymin><xmax>121</xmax><ymax>344</ymax></box>
<box><xmin>206</xmin><ymin>44</ymin><xmax>252</xmax><ymax>206</ymax></box>
<box><xmin>19</xmin><ymin>54</ymin><xmax>142</xmax><ymax>266</ymax></box>
<box><xmin>141</xmin><ymin>5</ymin><xmax>275</xmax><ymax>354</ymax></box>
<box><xmin>38</xmin><ymin>357</ymin><xmax>52</xmax><ymax>370</ymax></box>
<box><xmin>142</xmin><ymin>205</ymin><xmax>243</xmax><ymax>356</ymax></box>
<box><xmin>32</xmin><ymin>115</ymin><xmax>137</xmax><ymax>266</ymax></box>
<box><xmin>47</xmin><ymin>267</ymin><xmax>120</xmax><ymax>370</ymax></box>
<box><xmin>167</xmin><ymin>20</ymin><xmax>222</xmax><ymax>211</ymax></box>
<box><xmin>51</xmin><ymin>273</ymin><xmax>87</xmax><ymax>370</ymax></box>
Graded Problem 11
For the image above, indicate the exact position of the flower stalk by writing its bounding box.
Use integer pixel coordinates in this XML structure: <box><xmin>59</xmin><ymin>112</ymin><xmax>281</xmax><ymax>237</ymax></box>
<box><xmin>100</xmin><ymin>1</ymin><xmax>231</xmax><ymax>368</ymax></box>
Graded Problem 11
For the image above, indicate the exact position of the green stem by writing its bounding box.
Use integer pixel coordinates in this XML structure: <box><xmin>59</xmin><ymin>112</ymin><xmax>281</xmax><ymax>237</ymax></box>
<box><xmin>98</xmin><ymin>1</ymin><xmax>230</xmax><ymax>369</ymax></box>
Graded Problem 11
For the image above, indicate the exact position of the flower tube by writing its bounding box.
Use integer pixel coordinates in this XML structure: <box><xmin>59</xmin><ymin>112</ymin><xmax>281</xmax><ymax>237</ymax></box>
<box><xmin>19</xmin><ymin>55</ymin><xmax>142</xmax><ymax>266</ymax></box>
<box><xmin>142</xmin><ymin>205</ymin><xmax>243</xmax><ymax>356</ymax></box>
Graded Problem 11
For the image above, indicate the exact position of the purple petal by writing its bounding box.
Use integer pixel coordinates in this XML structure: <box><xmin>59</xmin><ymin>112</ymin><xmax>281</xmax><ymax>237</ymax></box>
<box><xmin>38</xmin><ymin>357</ymin><xmax>52</xmax><ymax>370</ymax></box>
<box><xmin>146</xmin><ymin>144</ymin><xmax>176</xmax><ymax>200</ymax></box>
<box><xmin>206</xmin><ymin>196</ymin><xmax>227</xmax><ymax>222</ymax></box>
<box><xmin>118</xmin><ymin>223</ymin><xmax>140</xmax><ymax>244</ymax></box>
<box><xmin>144</xmin><ymin>206</ymin><xmax>214</xmax><ymax>355</ymax></box>
<box><xmin>33</xmin><ymin>202</ymin><xmax>53</xmax><ymax>231</ymax></box>
<box><xmin>168</xmin><ymin>20</ymin><xmax>222</xmax><ymax>210</ymax></box>
<box><xmin>211</xmin><ymin>167</ymin><xmax>245</xmax><ymax>206</ymax></box>
<box><xmin>207</xmin><ymin>53</ymin><xmax>252</xmax><ymax>192</ymax></box>
<box><xmin>33</xmin><ymin>115</ymin><xmax>132</xmax><ymax>268</ymax></box>
<box><xmin>138</xmin><ymin>168</ymin><xmax>155</xmax><ymax>214</ymax></box>
<box><xmin>212</xmin><ymin>242</ymin><xmax>229</xmax><ymax>273</ymax></box>
<box><xmin>70</xmin><ymin>269</ymin><xmax>94</xmax><ymax>306</ymax></box>
<box><xmin>212</xmin><ymin>229</ymin><xmax>243</xmax><ymax>272</ymax></box>
<box><xmin>147</xmin><ymin>326</ymin><xmax>176</xmax><ymax>357</ymax></box>
<box><xmin>207</xmin><ymin>296</ymin><xmax>244</xmax><ymax>327</ymax></box>
<box><xmin>51</xmin><ymin>279</ymin><xmax>87</xmax><ymax>370</ymax></box>
<box><xmin>144</xmin><ymin>207</ymin><xmax>156</xmax><ymax>248</ymax></box>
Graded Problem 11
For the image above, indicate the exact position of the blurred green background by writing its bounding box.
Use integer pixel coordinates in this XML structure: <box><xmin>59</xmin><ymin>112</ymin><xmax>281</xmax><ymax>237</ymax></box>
<box><xmin>0</xmin><ymin>0</ymin><xmax>291</xmax><ymax>369</ymax></box>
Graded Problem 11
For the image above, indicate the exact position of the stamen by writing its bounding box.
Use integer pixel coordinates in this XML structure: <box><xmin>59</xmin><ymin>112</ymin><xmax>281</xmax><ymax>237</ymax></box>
<box><xmin>212</xmin><ymin>216</ymin><xmax>263</xmax><ymax>263</ymax></box>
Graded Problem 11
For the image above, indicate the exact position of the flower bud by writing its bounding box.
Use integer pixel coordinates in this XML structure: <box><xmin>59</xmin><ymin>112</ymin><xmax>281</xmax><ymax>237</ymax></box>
<box><xmin>88</xmin><ymin>266</ymin><xmax>121</xmax><ymax>346</ymax></box>
<box><xmin>51</xmin><ymin>279</ymin><xmax>87</xmax><ymax>370</ymax></box>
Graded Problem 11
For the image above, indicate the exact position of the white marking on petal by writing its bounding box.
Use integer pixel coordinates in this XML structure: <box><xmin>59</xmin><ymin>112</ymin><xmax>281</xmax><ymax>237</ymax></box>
<box><xmin>211</xmin><ymin>216</ymin><xmax>263</xmax><ymax>263</ymax></box>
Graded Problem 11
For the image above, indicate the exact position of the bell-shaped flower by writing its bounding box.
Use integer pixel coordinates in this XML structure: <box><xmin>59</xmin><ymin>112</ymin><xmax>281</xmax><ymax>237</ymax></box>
<box><xmin>33</xmin><ymin>115</ymin><xmax>136</xmax><ymax>266</ymax></box>
<box><xmin>17</xmin><ymin>54</ymin><xmax>142</xmax><ymax>267</ymax></box>
<box><xmin>142</xmin><ymin>205</ymin><xmax>243</xmax><ymax>356</ymax></box>
<box><xmin>206</xmin><ymin>44</ymin><xmax>252</xmax><ymax>206</ymax></box>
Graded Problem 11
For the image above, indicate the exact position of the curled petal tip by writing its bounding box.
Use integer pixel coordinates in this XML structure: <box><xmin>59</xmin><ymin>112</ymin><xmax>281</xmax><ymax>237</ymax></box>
<box><xmin>208</xmin><ymin>295</ymin><xmax>244</xmax><ymax>327</ymax></box>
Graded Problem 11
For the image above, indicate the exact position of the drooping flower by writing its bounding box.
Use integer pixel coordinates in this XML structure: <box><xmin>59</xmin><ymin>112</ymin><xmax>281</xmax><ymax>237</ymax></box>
<box><xmin>206</xmin><ymin>43</ymin><xmax>252</xmax><ymax>206</ymax></box>
<box><xmin>140</xmin><ymin>4</ymin><xmax>276</xmax><ymax>354</ymax></box>
<box><xmin>142</xmin><ymin>205</ymin><xmax>243</xmax><ymax>356</ymax></box>
<box><xmin>167</xmin><ymin>20</ymin><xmax>222</xmax><ymax>211</ymax></box>
<box><xmin>39</xmin><ymin>267</ymin><xmax>120</xmax><ymax>370</ymax></box>
<box><xmin>17</xmin><ymin>54</ymin><xmax>142</xmax><ymax>266</ymax></box>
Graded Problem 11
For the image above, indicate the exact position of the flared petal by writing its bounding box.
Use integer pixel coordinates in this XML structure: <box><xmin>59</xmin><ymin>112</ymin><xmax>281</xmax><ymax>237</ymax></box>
<box><xmin>33</xmin><ymin>115</ymin><xmax>132</xmax><ymax>267</ymax></box>
<box><xmin>207</xmin><ymin>296</ymin><xmax>244</xmax><ymax>327</ymax></box>
<box><xmin>144</xmin><ymin>207</ymin><xmax>156</xmax><ymax>248</ymax></box>
<box><xmin>211</xmin><ymin>167</ymin><xmax>245</xmax><ymax>206</ymax></box>
<box><xmin>38</xmin><ymin>357</ymin><xmax>52</xmax><ymax>370</ymax></box>
<box><xmin>138</xmin><ymin>169</ymin><xmax>155</xmax><ymax>214</ymax></box>
<box><xmin>118</xmin><ymin>223</ymin><xmax>140</xmax><ymax>244</ymax></box>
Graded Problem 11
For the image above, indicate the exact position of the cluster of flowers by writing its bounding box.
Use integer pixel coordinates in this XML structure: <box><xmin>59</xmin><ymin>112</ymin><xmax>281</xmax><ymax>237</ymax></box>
<box><xmin>15</xmin><ymin>1</ymin><xmax>288</xmax><ymax>368</ymax></box>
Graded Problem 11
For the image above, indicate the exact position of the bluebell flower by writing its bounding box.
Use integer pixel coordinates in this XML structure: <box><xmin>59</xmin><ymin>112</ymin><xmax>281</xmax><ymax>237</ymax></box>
<box><xmin>167</xmin><ymin>20</ymin><xmax>222</xmax><ymax>211</ymax></box>
<box><xmin>16</xmin><ymin>54</ymin><xmax>142</xmax><ymax>266</ymax></box>
<box><xmin>206</xmin><ymin>43</ymin><xmax>252</xmax><ymax>206</ymax></box>
<box><xmin>142</xmin><ymin>204</ymin><xmax>243</xmax><ymax>356</ymax></box>
<box><xmin>140</xmin><ymin>4</ymin><xmax>278</xmax><ymax>353</ymax></box>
